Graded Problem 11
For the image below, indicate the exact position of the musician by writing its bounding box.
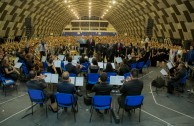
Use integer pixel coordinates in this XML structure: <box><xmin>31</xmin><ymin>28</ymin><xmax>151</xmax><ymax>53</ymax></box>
<box><xmin>186</xmin><ymin>46</ymin><xmax>194</xmax><ymax>65</ymax></box>
<box><xmin>86</xmin><ymin>35</ymin><xmax>95</xmax><ymax>58</ymax></box>
<box><xmin>102</xmin><ymin>41</ymin><xmax>109</xmax><ymax>62</ymax></box>
<box><xmin>39</xmin><ymin>40</ymin><xmax>47</xmax><ymax>59</ymax></box>
<box><xmin>103</xmin><ymin>62</ymin><xmax>115</xmax><ymax>73</ymax></box>
<box><xmin>65</xmin><ymin>57</ymin><xmax>82</xmax><ymax>75</ymax></box>
<box><xmin>25</xmin><ymin>53</ymin><xmax>34</xmax><ymax>71</ymax></box>
<box><xmin>77</xmin><ymin>35</ymin><xmax>86</xmax><ymax>55</ymax></box>
<box><xmin>26</xmin><ymin>70</ymin><xmax>55</xmax><ymax>104</ymax></box>
<box><xmin>47</xmin><ymin>59</ymin><xmax>57</xmax><ymax>74</ymax></box>
<box><xmin>79</xmin><ymin>53</ymin><xmax>88</xmax><ymax>64</ymax></box>
<box><xmin>114</xmin><ymin>40</ymin><xmax>124</xmax><ymax>57</ymax></box>
<box><xmin>118</xmin><ymin>59</ymin><xmax>130</xmax><ymax>76</ymax></box>
<box><xmin>106</xmin><ymin>43</ymin><xmax>114</xmax><ymax>62</ymax></box>
<box><xmin>118</xmin><ymin>68</ymin><xmax>143</xmax><ymax>110</ymax></box>
<box><xmin>95</xmin><ymin>40</ymin><xmax>103</xmax><ymax>61</ymax></box>
<box><xmin>56</xmin><ymin>71</ymin><xmax>78</xmax><ymax>107</ymax></box>
<box><xmin>1</xmin><ymin>59</ymin><xmax>18</xmax><ymax>81</ymax></box>
<box><xmin>92</xmin><ymin>72</ymin><xmax>112</xmax><ymax>114</ymax></box>
<box><xmin>167</xmin><ymin>63</ymin><xmax>187</xmax><ymax>94</ymax></box>
<box><xmin>88</xmin><ymin>58</ymin><xmax>100</xmax><ymax>73</ymax></box>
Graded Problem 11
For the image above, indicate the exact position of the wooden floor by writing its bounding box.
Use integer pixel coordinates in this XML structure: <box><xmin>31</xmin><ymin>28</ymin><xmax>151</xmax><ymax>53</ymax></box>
<box><xmin>0</xmin><ymin>67</ymin><xmax>194</xmax><ymax>126</ymax></box>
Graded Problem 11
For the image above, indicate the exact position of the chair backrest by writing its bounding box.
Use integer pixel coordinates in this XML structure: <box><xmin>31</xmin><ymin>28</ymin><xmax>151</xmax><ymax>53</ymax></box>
<box><xmin>124</xmin><ymin>72</ymin><xmax>130</xmax><ymax>79</ymax></box>
<box><xmin>125</xmin><ymin>95</ymin><xmax>144</xmax><ymax>107</ymax></box>
<box><xmin>22</xmin><ymin>65</ymin><xmax>29</xmax><ymax>76</ymax></box>
<box><xmin>81</xmin><ymin>62</ymin><xmax>90</xmax><ymax>70</ymax></box>
<box><xmin>87</xmin><ymin>73</ymin><xmax>100</xmax><ymax>84</ymax></box>
<box><xmin>180</xmin><ymin>75</ymin><xmax>187</xmax><ymax>84</ymax></box>
<box><xmin>145</xmin><ymin>60</ymin><xmax>150</xmax><ymax>66</ymax></box>
<box><xmin>93</xmin><ymin>95</ymin><xmax>112</xmax><ymax>107</ymax></box>
<box><xmin>70</xmin><ymin>73</ymin><xmax>76</xmax><ymax>77</ymax></box>
<box><xmin>106</xmin><ymin>72</ymin><xmax>117</xmax><ymax>83</ymax></box>
<box><xmin>137</xmin><ymin>62</ymin><xmax>144</xmax><ymax>68</ymax></box>
<box><xmin>55</xmin><ymin>93</ymin><xmax>74</xmax><ymax>106</ymax></box>
<box><xmin>28</xmin><ymin>89</ymin><xmax>45</xmax><ymax>103</ymax></box>
<box><xmin>43</xmin><ymin>62</ymin><xmax>48</xmax><ymax>70</ymax></box>
<box><xmin>131</xmin><ymin>63</ymin><xmax>137</xmax><ymax>69</ymax></box>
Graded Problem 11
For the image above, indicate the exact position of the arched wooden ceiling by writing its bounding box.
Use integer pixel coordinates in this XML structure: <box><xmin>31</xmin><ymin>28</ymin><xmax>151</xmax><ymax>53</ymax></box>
<box><xmin>0</xmin><ymin>0</ymin><xmax>194</xmax><ymax>40</ymax></box>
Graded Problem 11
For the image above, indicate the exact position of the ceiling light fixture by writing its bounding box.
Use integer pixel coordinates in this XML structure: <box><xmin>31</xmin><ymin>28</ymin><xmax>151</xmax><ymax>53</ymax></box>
<box><xmin>112</xmin><ymin>0</ymin><xmax>116</xmax><ymax>4</ymax></box>
<box><xmin>89</xmin><ymin>2</ymin><xmax>91</xmax><ymax>5</ymax></box>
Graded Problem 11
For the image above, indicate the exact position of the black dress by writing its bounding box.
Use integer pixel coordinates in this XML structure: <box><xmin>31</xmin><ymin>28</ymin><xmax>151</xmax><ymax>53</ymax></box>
<box><xmin>151</xmin><ymin>48</ymin><xmax>157</xmax><ymax>67</ymax></box>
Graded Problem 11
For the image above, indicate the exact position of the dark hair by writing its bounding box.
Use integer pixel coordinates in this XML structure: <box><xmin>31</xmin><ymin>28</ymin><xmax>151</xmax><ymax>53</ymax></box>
<box><xmin>29</xmin><ymin>70</ymin><xmax>37</xmax><ymax>79</ymax></box>
<box><xmin>68</xmin><ymin>57</ymin><xmax>73</xmax><ymax>62</ymax></box>
<box><xmin>48</xmin><ymin>59</ymin><xmax>53</xmax><ymax>64</ymax></box>
<box><xmin>92</xmin><ymin>58</ymin><xmax>98</xmax><ymax>65</ymax></box>
<box><xmin>131</xmin><ymin>68</ymin><xmax>139</xmax><ymax>78</ymax></box>
<box><xmin>105</xmin><ymin>62</ymin><xmax>113</xmax><ymax>72</ymax></box>
<box><xmin>100</xmin><ymin>72</ymin><xmax>107</xmax><ymax>82</ymax></box>
<box><xmin>123</xmin><ymin>59</ymin><xmax>128</xmax><ymax>65</ymax></box>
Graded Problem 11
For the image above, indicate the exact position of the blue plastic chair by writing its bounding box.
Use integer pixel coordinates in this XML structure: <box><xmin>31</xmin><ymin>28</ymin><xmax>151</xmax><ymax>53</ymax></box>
<box><xmin>130</xmin><ymin>63</ymin><xmax>137</xmax><ymax>69</ymax></box>
<box><xmin>22</xmin><ymin>64</ymin><xmax>29</xmax><ymax>77</ymax></box>
<box><xmin>124</xmin><ymin>72</ymin><xmax>131</xmax><ymax>79</ymax></box>
<box><xmin>137</xmin><ymin>62</ymin><xmax>144</xmax><ymax>74</ymax></box>
<box><xmin>55</xmin><ymin>93</ymin><xmax>77</xmax><ymax>121</ymax></box>
<box><xmin>81</xmin><ymin>62</ymin><xmax>90</xmax><ymax>73</ymax></box>
<box><xmin>90</xmin><ymin>96</ymin><xmax>112</xmax><ymax>123</ymax></box>
<box><xmin>70</xmin><ymin>73</ymin><xmax>76</xmax><ymax>77</ymax></box>
<box><xmin>118</xmin><ymin>95</ymin><xmax>144</xmax><ymax>122</ymax></box>
<box><xmin>61</xmin><ymin>62</ymin><xmax>66</xmax><ymax>71</ymax></box>
<box><xmin>177</xmin><ymin>75</ymin><xmax>187</xmax><ymax>93</ymax></box>
<box><xmin>28</xmin><ymin>89</ymin><xmax>47</xmax><ymax>117</ymax></box>
<box><xmin>143</xmin><ymin>60</ymin><xmax>150</xmax><ymax>71</ymax></box>
<box><xmin>42</xmin><ymin>62</ymin><xmax>48</xmax><ymax>71</ymax></box>
<box><xmin>87</xmin><ymin>73</ymin><xmax>100</xmax><ymax>85</ymax></box>
<box><xmin>106</xmin><ymin>72</ymin><xmax>117</xmax><ymax>84</ymax></box>
<box><xmin>0</xmin><ymin>74</ymin><xmax>16</xmax><ymax>96</ymax></box>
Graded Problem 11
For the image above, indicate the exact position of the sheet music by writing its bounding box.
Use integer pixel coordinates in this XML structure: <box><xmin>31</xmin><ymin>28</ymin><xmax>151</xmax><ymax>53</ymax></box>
<box><xmin>44</xmin><ymin>73</ymin><xmax>52</xmax><ymax>83</ymax></box>
<box><xmin>51</xmin><ymin>74</ymin><xmax>59</xmax><ymax>83</ymax></box>
<box><xmin>41</xmin><ymin>56</ymin><xmax>47</xmax><ymax>62</ymax></box>
<box><xmin>72</xmin><ymin>60</ymin><xmax>77</xmax><ymax>66</ymax></box>
<box><xmin>98</xmin><ymin>62</ymin><xmax>104</xmax><ymax>69</ymax></box>
<box><xmin>167</xmin><ymin>62</ymin><xmax>173</xmax><ymax>70</ymax></box>
<box><xmin>109</xmin><ymin>76</ymin><xmax>124</xmax><ymax>85</ymax></box>
<box><xmin>64</xmin><ymin>61</ymin><xmax>68</xmax><ymax>65</ymax></box>
<box><xmin>54</xmin><ymin>60</ymin><xmax>61</xmax><ymax>68</ymax></box>
<box><xmin>74</xmin><ymin>55</ymin><xmax>81</xmax><ymax>62</ymax></box>
<box><xmin>75</xmin><ymin>77</ymin><xmax>84</xmax><ymax>86</ymax></box>
<box><xmin>14</xmin><ymin>57</ymin><xmax>19</xmax><ymax>64</ymax></box>
<box><xmin>58</xmin><ymin>55</ymin><xmax>65</xmax><ymax>61</ymax></box>
<box><xmin>14</xmin><ymin>63</ymin><xmax>22</xmax><ymax>68</ymax></box>
<box><xmin>115</xmin><ymin>57</ymin><xmax>123</xmax><ymax>64</ymax></box>
<box><xmin>70</xmin><ymin>77</ymin><xmax>75</xmax><ymax>84</ymax></box>
<box><xmin>5</xmin><ymin>79</ymin><xmax>14</xmax><ymax>83</ymax></box>
<box><xmin>160</xmin><ymin>69</ymin><xmax>168</xmax><ymax>76</ymax></box>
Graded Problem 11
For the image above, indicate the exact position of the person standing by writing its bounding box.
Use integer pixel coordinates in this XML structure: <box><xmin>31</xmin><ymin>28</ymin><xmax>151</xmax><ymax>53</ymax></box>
<box><xmin>39</xmin><ymin>40</ymin><xmax>47</xmax><ymax>60</ymax></box>
<box><xmin>86</xmin><ymin>35</ymin><xmax>95</xmax><ymax>58</ymax></box>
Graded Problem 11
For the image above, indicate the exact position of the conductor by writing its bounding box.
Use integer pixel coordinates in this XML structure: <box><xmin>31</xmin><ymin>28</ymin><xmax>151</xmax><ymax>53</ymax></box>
<box><xmin>86</xmin><ymin>35</ymin><xmax>95</xmax><ymax>57</ymax></box>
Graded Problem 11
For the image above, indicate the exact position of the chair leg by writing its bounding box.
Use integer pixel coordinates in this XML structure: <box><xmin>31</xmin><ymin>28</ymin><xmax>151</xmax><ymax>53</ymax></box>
<box><xmin>46</xmin><ymin>104</ymin><xmax>48</xmax><ymax>117</ymax></box>
<box><xmin>73</xmin><ymin>106</ymin><xmax>76</xmax><ymax>122</ymax></box>
<box><xmin>110</xmin><ymin>109</ymin><xmax>112</xmax><ymax>123</ymax></box>
<box><xmin>139</xmin><ymin>107</ymin><xmax>141</xmax><ymax>122</ymax></box>
<box><xmin>121</xmin><ymin>108</ymin><xmax>124</xmax><ymax>123</ymax></box>
<box><xmin>89</xmin><ymin>107</ymin><xmax>93</xmax><ymax>123</ymax></box>
<box><xmin>31</xmin><ymin>102</ymin><xmax>33</xmax><ymax>115</ymax></box>
<box><xmin>117</xmin><ymin>106</ymin><xmax>120</xmax><ymax>114</ymax></box>
<box><xmin>57</xmin><ymin>105</ymin><xmax>59</xmax><ymax>119</ymax></box>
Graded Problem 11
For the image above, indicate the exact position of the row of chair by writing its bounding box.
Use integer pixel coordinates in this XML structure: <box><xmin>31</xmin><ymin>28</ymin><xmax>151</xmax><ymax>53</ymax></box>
<box><xmin>28</xmin><ymin>89</ymin><xmax>144</xmax><ymax>123</ymax></box>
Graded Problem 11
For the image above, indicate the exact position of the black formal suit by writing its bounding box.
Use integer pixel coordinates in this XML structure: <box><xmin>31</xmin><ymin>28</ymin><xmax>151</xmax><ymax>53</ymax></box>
<box><xmin>106</xmin><ymin>44</ymin><xmax>114</xmax><ymax>62</ymax></box>
<box><xmin>92</xmin><ymin>82</ymin><xmax>112</xmax><ymax>95</ymax></box>
<box><xmin>86</xmin><ymin>39</ymin><xmax>95</xmax><ymax>57</ymax></box>
<box><xmin>118</xmin><ymin>79</ymin><xmax>143</xmax><ymax>108</ymax></box>
<box><xmin>102</xmin><ymin>44</ymin><xmax>109</xmax><ymax>62</ymax></box>
<box><xmin>167</xmin><ymin>67</ymin><xmax>187</xmax><ymax>93</ymax></box>
<box><xmin>65</xmin><ymin>63</ymin><xmax>80</xmax><ymax>75</ymax></box>
<box><xmin>114</xmin><ymin>43</ymin><xmax>124</xmax><ymax>57</ymax></box>
<box><xmin>26</xmin><ymin>79</ymin><xmax>55</xmax><ymax>103</ymax></box>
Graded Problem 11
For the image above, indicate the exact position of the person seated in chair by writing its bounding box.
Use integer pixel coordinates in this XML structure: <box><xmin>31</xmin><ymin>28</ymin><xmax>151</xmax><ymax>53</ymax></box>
<box><xmin>26</xmin><ymin>70</ymin><xmax>55</xmax><ymax>104</ymax></box>
<box><xmin>65</xmin><ymin>57</ymin><xmax>82</xmax><ymax>75</ymax></box>
<box><xmin>92</xmin><ymin>72</ymin><xmax>112</xmax><ymax>115</ymax></box>
<box><xmin>118</xmin><ymin>68</ymin><xmax>143</xmax><ymax>112</ymax></box>
<box><xmin>56</xmin><ymin>71</ymin><xmax>78</xmax><ymax>111</ymax></box>
<box><xmin>167</xmin><ymin>63</ymin><xmax>187</xmax><ymax>94</ymax></box>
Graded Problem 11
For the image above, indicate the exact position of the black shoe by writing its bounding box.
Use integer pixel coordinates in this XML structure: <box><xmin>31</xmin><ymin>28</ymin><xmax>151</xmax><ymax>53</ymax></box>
<box><xmin>64</xmin><ymin>107</ymin><xmax>67</xmax><ymax>112</ymax></box>
<box><xmin>40</xmin><ymin>104</ymin><xmax>43</xmax><ymax>107</ymax></box>
<box><xmin>104</xmin><ymin>110</ymin><xmax>108</xmax><ymax>114</ymax></box>
<box><xmin>96</xmin><ymin>110</ymin><xmax>103</xmax><ymax>115</ymax></box>
<box><xmin>71</xmin><ymin>108</ymin><xmax>78</xmax><ymax>113</ymax></box>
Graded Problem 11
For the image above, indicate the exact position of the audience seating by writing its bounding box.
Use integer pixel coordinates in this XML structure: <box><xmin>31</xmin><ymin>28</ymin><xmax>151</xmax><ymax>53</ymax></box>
<box><xmin>55</xmin><ymin>93</ymin><xmax>77</xmax><ymax>121</ymax></box>
<box><xmin>28</xmin><ymin>89</ymin><xmax>48</xmax><ymax>117</ymax></box>
<box><xmin>118</xmin><ymin>95</ymin><xmax>144</xmax><ymax>123</ymax></box>
<box><xmin>89</xmin><ymin>95</ymin><xmax>112</xmax><ymax>123</ymax></box>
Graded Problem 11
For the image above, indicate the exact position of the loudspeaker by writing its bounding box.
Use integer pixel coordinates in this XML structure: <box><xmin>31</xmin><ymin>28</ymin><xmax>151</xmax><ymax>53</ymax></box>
<box><xmin>25</xmin><ymin>17</ymin><xmax>32</xmax><ymax>39</ymax></box>
<box><xmin>25</xmin><ymin>17</ymin><xmax>31</xmax><ymax>27</ymax></box>
<box><xmin>184</xmin><ymin>40</ymin><xmax>192</xmax><ymax>50</ymax></box>
<box><xmin>146</xmin><ymin>18</ymin><xmax>154</xmax><ymax>37</ymax></box>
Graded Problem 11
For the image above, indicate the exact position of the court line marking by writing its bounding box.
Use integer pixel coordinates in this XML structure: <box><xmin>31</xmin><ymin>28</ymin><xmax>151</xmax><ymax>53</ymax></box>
<box><xmin>142</xmin><ymin>109</ymin><xmax>174</xmax><ymax>126</ymax></box>
<box><xmin>139</xmin><ymin>71</ymin><xmax>153</xmax><ymax>79</ymax></box>
<box><xmin>0</xmin><ymin>105</ymin><xmax>31</xmax><ymax>124</ymax></box>
<box><xmin>0</xmin><ymin>93</ymin><xmax>27</xmax><ymax>105</ymax></box>
<box><xmin>149</xmin><ymin>75</ymin><xmax>194</xmax><ymax>120</ymax></box>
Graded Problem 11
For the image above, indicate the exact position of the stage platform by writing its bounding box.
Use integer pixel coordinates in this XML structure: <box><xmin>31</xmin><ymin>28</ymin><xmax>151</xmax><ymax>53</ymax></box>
<box><xmin>0</xmin><ymin>67</ymin><xmax>194</xmax><ymax>126</ymax></box>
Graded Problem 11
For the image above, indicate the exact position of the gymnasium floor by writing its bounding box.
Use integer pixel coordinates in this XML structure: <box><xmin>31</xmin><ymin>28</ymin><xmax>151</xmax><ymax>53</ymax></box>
<box><xmin>0</xmin><ymin>67</ymin><xmax>194</xmax><ymax>126</ymax></box>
